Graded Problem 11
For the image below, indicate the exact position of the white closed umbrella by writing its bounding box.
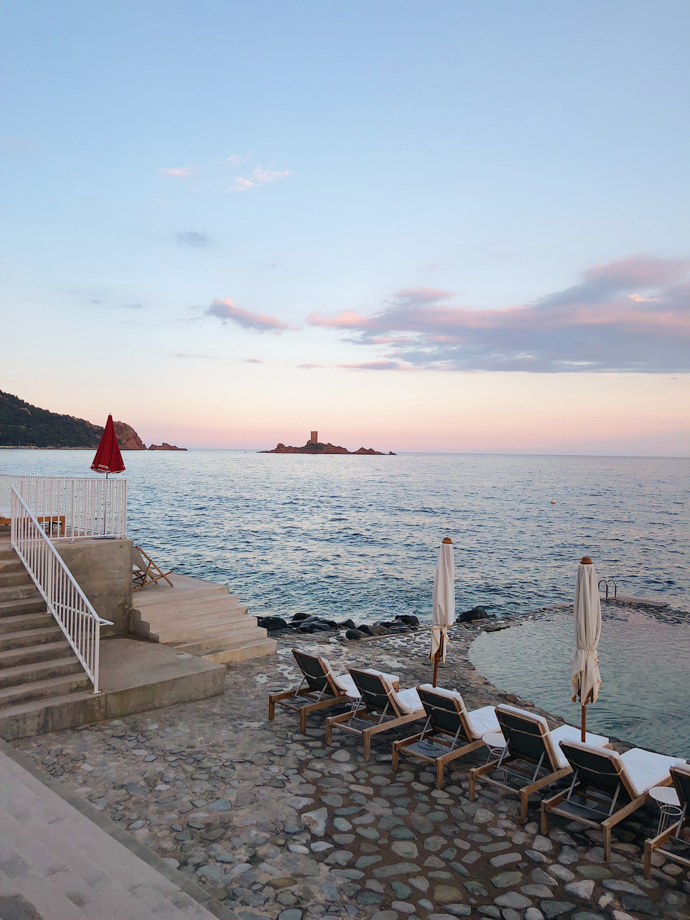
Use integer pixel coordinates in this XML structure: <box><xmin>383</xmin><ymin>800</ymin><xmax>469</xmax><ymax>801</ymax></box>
<box><xmin>571</xmin><ymin>556</ymin><xmax>602</xmax><ymax>742</ymax></box>
<box><xmin>430</xmin><ymin>537</ymin><xmax>455</xmax><ymax>687</ymax></box>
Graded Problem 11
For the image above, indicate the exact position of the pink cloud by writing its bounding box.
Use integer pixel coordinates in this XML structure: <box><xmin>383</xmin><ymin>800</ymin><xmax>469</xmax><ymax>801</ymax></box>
<box><xmin>309</xmin><ymin>257</ymin><xmax>690</xmax><ymax>373</ymax></box>
<box><xmin>206</xmin><ymin>298</ymin><xmax>293</xmax><ymax>333</ymax></box>
<box><xmin>309</xmin><ymin>310</ymin><xmax>373</xmax><ymax>329</ymax></box>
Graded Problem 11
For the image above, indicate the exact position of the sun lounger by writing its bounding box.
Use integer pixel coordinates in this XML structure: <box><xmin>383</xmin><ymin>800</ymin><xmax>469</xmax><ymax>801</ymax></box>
<box><xmin>644</xmin><ymin>762</ymin><xmax>690</xmax><ymax>878</ymax></box>
<box><xmin>392</xmin><ymin>684</ymin><xmax>500</xmax><ymax>788</ymax></box>
<box><xmin>542</xmin><ymin>739</ymin><xmax>686</xmax><ymax>860</ymax></box>
<box><xmin>268</xmin><ymin>649</ymin><xmax>397</xmax><ymax>734</ymax></box>
<box><xmin>132</xmin><ymin>545</ymin><xmax>173</xmax><ymax>591</ymax></box>
<box><xmin>469</xmin><ymin>704</ymin><xmax>610</xmax><ymax>821</ymax></box>
<box><xmin>326</xmin><ymin>668</ymin><xmax>425</xmax><ymax>759</ymax></box>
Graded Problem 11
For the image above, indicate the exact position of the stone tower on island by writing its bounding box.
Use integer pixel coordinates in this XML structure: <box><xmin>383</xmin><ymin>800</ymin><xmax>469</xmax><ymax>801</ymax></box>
<box><xmin>309</xmin><ymin>431</ymin><xmax>318</xmax><ymax>445</ymax></box>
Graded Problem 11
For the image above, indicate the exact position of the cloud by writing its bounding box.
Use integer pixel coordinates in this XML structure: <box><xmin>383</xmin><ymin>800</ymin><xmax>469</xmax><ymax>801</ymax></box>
<box><xmin>339</xmin><ymin>360</ymin><xmax>404</xmax><ymax>371</ymax></box>
<box><xmin>245</xmin><ymin>358</ymin><xmax>263</xmax><ymax>364</ymax></box>
<box><xmin>298</xmin><ymin>363</ymin><xmax>324</xmax><ymax>369</ymax></box>
<box><xmin>177</xmin><ymin>231</ymin><xmax>213</xmax><ymax>247</ymax></box>
<box><xmin>206</xmin><ymin>298</ymin><xmax>293</xmax><ymax>333</ymax></box>
<box><xmin>226</xmin><ymin>153</ymin><xmax>252</xmax><ymax>166</ymax></box>
<box><xmin>233</xmin><ymin>166</ymin><xmax>294</xmax><ymax>192</ymax></box>
<box><xmin>309</xmin><ymin>256</ymin><xmax>690</xmax><ymax>373</ymax></box>
<box><xmin>118</xmin><ymin>303</ymin><xmax>144</xmax><ymax>310</ymax></box>
<box><xmin>174</xmin><ymin>353</ymin><xmax>217</xmax><ymax>359</ymax></box>
<box><xmin>160</xmin><ymin>166</ymin><xmax>192</xmax><ymax>178</ymax></box>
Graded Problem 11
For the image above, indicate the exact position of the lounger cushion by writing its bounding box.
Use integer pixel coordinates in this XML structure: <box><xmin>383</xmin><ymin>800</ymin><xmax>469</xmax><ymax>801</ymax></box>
<box><xmin>621</xmin><ymin>749</ymin><xmax>687</xmax><ymax>798</ymax></box>
<box><xmin>418</xmin><ymin>683</ymin><xmax>466</xmax><ymax>709</ymax></box>
<box><xmin>324</xmin><ymin>662</ymin><xmax>398</xmax><ymax>698</ymax></box>
<box><xmin>394</xmin><ymin>687</ymin><xmax>423</xmax><ymax>715</ymax></box>
<box><xmin>550</xmin><ymin>725</ymin><xmax>609</xmax><ymax>768</ymax></box>
<box><xmin>361</xmin><ymin>668</ymin><xmax>399</xmax><ymax>682</ymax></box>
<box><xmin>331</xmin><ymin>673</ymin><xmax>360</xmax><ymax>698</ymax></box>
<box><xmin>466</xmin><ymin>705</ymin><xmax>501</xmax><ymax>740</ymax></box>
<box><xmin>497</xmin><ymin>704</ymin><xmax>550</xmax><ymax>729</ymax></box>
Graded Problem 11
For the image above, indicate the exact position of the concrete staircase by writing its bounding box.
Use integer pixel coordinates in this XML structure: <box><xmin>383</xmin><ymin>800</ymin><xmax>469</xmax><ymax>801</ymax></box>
<box><xmin>0</xmin><ymin>537</ymin><xmax>93</xmax><ymax>736</ymax></box>
<box><xmin>131</xmin><ymin>573</ymin><xmax>276</xmax><ymax>664</ymax></box>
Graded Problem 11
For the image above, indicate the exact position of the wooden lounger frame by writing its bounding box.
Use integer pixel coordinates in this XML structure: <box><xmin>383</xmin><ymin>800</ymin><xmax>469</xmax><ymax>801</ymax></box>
<box><xmin>268</xmin><ymin>649</ymin><xmax>352</xmax><ymax>734</ymax></box>
<box><xmin>392</xmin><ymin>685</ymin><xmax>485</xmax><ymax>789</ymax></box>
<box><xmin>644</xmin><ymin>763</ymin><xmax>690</xmax><ymax>878</ymax></box>
<box><xmin>132</xmin><ymin>545</ymin><xmax>173</xmax><ymax>591</ymax></box>
<box><xmin>541</xmin><ymin>740</ymin><xmax>672</xmax><ymax>861</ymax></box>
<box><xmin>326</xmin><ymin>668</ymin><xmax>423</xmax><ymax>759</ymax></box>
<box><xmin>469</xmin><ymin>705</ymin><xmax>575</xmax><ymax>821</ymax></box>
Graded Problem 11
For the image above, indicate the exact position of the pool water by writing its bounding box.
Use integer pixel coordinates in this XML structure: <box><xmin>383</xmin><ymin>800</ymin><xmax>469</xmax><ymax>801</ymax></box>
<box><xmin>469</xmin><ymin>606</ymin><xmax>690</xmax><ymax>758</ymax></box>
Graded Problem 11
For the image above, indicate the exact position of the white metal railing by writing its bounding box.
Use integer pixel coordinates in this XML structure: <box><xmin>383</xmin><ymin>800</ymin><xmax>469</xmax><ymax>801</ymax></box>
<box><xmin>10</xmin><ymin>488</ymin><xmax>112</xmax><ymax>692</ymax></box>
<box><xmin>0</xmin><ymin>474</ymin><xmax>126</xmax><ymax>540</ymax></box>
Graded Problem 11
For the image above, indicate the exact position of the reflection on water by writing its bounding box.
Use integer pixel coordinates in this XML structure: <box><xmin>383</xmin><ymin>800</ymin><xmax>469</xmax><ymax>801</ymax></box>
<box><xmin>469</xmin><ymin>608</ymin><xmax>690</xmax><ymax>758</ymax></box>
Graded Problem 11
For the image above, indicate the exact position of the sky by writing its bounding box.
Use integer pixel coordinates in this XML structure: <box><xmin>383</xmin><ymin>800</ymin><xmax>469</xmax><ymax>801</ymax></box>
<box><xmin>1</xmin><ymin>0</ymin><xmax>689</xmax><ymax>454</ymax></box>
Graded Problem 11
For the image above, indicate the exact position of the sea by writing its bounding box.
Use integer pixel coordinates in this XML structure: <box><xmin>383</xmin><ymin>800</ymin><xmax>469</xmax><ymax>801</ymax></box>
<box><xmin>2</xmin><ymin>449</ymin><xmax>688</xmax><ymax>753</ymax></box>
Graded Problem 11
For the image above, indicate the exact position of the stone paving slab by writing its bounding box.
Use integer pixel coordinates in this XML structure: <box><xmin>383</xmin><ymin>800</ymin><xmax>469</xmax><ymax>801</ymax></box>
<box><xmin>0</xmin><ymin>745</ymin><xmax>219</xmax><ymax>920</ymax></box>
<box><xmin>11</xmin><ymin>622</ymin><xmax>690</xmax><ymax>920</ymax></box>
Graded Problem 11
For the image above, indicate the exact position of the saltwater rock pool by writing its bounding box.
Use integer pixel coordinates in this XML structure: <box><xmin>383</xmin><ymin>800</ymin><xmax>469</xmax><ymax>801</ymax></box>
<box><xmin>469</xmin><ymin>602</ymin><xmax>690</xmax><ymax>759</ymax></box>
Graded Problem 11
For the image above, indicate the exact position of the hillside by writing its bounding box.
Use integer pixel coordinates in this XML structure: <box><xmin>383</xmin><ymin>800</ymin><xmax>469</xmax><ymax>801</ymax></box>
<box><xmin>0</xmin><ymin>391</ymin><xmax>175</xmax><ymax>449</ymax></box>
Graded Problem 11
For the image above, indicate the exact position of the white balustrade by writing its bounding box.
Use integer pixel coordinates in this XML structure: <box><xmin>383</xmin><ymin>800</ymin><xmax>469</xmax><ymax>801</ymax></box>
<box><xmin>10</xmin><ymin>489</ymin><xmax>112</xmax><ymax>692</ymax></box>
<box><xmin>0</xmin><ymin>474</ymin><xmax>126</xmax><ymax>540</ymax></box>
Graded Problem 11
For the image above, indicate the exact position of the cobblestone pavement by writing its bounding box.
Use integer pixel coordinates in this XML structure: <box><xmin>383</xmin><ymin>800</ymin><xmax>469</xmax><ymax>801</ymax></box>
<box><xmin>14</xmin><ymin>623</ymin><xmax>690</xmax><ymax>920</ymax></box>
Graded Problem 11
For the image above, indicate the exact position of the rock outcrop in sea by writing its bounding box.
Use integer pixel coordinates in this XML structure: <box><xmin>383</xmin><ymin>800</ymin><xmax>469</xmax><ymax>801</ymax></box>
<box><xmin>261</xmin><ymin>438</ymin><xmax>395</xmax><ymax>456</ymax></box>
<box><xmin>113</xmin><ymin>421</ymin><xmax>146</xmax><ymax>450</ymax></box>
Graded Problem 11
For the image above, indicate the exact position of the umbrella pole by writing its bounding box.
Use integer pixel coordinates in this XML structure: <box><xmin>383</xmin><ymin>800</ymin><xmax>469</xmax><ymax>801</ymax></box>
<box><xmin>432</xmin><ymin>631</ymin><xmax>445</xmax><ymax>687</ymax></box>
<box><xmin>580</xmin><ymin>688</ymin><xmax>593</xmax><ymax>742</ymax></box>
<box><xmin>580</xmin><ymin>702</ymin><xmax>587</xmax><ymax>742</ymax></box>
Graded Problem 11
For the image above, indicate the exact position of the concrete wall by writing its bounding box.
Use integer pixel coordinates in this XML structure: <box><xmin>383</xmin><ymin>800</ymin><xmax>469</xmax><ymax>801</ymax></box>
<box><xmin>55</xmin><ymin>538</ymin><xmax>132</xmax><ymax>637</ymax></box>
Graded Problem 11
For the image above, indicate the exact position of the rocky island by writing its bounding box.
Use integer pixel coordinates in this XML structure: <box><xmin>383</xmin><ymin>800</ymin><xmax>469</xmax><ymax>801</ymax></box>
<box><xmin>261</xmin><ymin>431</ymin><xmax>395</xmax><ymax>455</ymax></box>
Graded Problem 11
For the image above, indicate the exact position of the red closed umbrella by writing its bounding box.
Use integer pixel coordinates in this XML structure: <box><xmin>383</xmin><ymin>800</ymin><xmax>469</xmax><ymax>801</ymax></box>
<box><xmin>91</xmin><ymin>415</ymin><xmax>125</xmax><ymax>475</ymax></box>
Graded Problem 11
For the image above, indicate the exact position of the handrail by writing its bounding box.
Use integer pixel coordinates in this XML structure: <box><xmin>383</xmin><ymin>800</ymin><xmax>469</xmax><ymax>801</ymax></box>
<box><xmin>10</xmin><ymin>488</ymin><xmax>112</xmax><ymax>693</ymax></box>
<box><xmin>598</xmin><ymin>578</ymin><xmax>618</xmax><ymax>599</ymax></box>
<box><xmin>0</xmin><ymin>474</ymin><xmax>126</xmax><ymax>540</ymax></box>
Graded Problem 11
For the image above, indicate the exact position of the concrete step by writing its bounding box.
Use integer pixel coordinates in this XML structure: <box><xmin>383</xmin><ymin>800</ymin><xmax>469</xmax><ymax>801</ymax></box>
<box><xmin>0</xmin><ymin>640</ymin><xmax>73</xmax><ymax>669</ymax></box>
<box><xmin>204</xmin><ymin>636</ymin><xmax>278</xmax><ymax>664</ymax></box>
<box><xmin>0</xmin><ymin>672</ymin><xmax>91</xmax><ymax>707</ymax></box>
<box><xmin>0</xmin><ymin>689</ymin><xmax>99</xmax><ymax>741</ymax></box>
<box><xmin>141</xmin><ymin>603</ymin><xmax>250</xmax><ymax>631</ymax></box>
<box><xmin>156</xmin><ymin>614</ymin><xmax>257</xmax><ymax>644</ymax></box>
<box><xmin>0</xmin><ymin>625</ymin><xmax>64</xmax><ymax>651</ymax></box>
<box><xmin>134</xmin><ymin>595</ymin><xmax>244</xmax><ymax>622</ymax></box>
<box><xmin>0</xmin><ymin>583</ymin><xmax>42</xmax><ymax>603</ymax></box>
<box><xmin>0</xmin><ymin>655</ymin><xmax>82</xmax><ymax>688</ymax></box>
<box><xmin>0</xmin><ymin>612</ymin><xmax>53</xmax><ymax>634</ymax></box>
<box><xmin>0</xmin><ymin>571</ymin><xmax>33</xmax><ymax>588</ymax></box>
<box><xmin>0</xmin><ymin>557</ymin><xmax>24</xmax><ymax>572</ymax></box>
<box><xmin>133</xmin><ymin>578</ymin><xmax>230</xmax><ymax>608</ymax></box>
<box><xmin>0</xmin><ymin>596</ymin><xmax>47</xmax><ymax>617</ymax></box>
<box><xmin>172</xmin><ymin>625</ymin><xmax>269</xmax><ymax>655</ymax></box>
